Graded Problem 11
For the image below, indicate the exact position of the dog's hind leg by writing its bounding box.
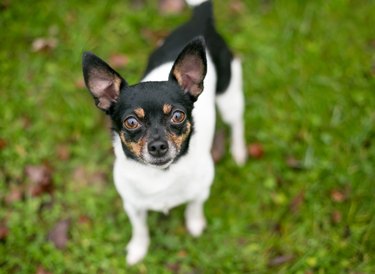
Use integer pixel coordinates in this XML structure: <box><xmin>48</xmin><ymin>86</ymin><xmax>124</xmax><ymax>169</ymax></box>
<box><xmin>216</xmin><ymin>57</ymin><xmax>247</xmax><ymax>165</ymax></box>
<box><xmin>124</xmin><ymin>203</ymin><xmax>149</xmax><ymax>265</ymax></box>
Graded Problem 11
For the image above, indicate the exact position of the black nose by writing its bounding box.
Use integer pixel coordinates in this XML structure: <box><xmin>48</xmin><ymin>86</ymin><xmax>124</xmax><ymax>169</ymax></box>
<box><xmin>148</xmin><ymin>140</ymin><xmax>168</xmax><ymax>157</ymax></box>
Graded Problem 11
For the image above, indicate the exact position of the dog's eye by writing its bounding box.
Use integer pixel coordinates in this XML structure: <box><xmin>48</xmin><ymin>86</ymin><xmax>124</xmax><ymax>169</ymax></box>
<box><xmin>124</xmin><ymin>117</ymin><xmax>141</xmax><ymax>130</ymax></box>
<box><xmin>171</xmin><ymin>110</ymin><xmax>186</xmax><ymax>124</ymax></box>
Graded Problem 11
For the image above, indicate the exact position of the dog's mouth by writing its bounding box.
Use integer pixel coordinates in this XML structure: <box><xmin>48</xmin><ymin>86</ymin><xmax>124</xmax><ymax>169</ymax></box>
<box><xmin>146</xmin><ymin>157</ymin><xmax>173</xmax><ymax>169</ymax></box>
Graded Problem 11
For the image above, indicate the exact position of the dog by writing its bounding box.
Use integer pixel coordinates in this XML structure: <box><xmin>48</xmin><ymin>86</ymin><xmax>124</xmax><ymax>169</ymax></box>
<box><xmin>82</xmin><ymin>0</ymin><xmax>247</xmax><ymax>265</ymax></box>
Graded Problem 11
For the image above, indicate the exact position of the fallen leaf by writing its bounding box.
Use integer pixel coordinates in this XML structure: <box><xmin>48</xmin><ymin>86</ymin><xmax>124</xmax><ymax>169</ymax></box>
<box><xmin>48</xmin><ymin>219</ymin><xmax>70</xmax><ymax>250</ymax></box>
<box><xmin>36</xmin><ymin>266</ymin><xmax>52</xmax><ymax>274</ymax></box>
<box><xmin>25</xmin><ymin>164</ymin><xmax>54</xmax><ymax>197</ymax></box>
<box><xmin>211</xmin><ymin>129</ymin><xmax>226</xmax><ymax>163</ymax></box>
<box><xmin>0</xmin><ymin>138</ymin><xmax>6</xmax><ymax>150</ymax></box>
<box><xmin>248</xmin><ymin>143</ymin><xmax>264</xmax><ymax>159</ymax></box>
<box><xmin>56</xmin><ymin>144</ymin><xmax>70</xmax><ymax>161</ymax></box>
<box><xmin>0</xmin><ymin>222</ymin><xmax>9</xmax><ymax>241</ymax></box>
<box><xmin>331</xmin><ymin>210</ymin><xmax>342</xmax><ymax>224</ymax></box>
<box><xmin>229</xmin><ymin>0</ymin><xmax>246</xmax><ymax>14</ymax></box>
<box><xmin>289</xmin><ymin>190</ymin><xmax>305</xmax><ymax>214</ymax></box>
<box><xmin>74</xmin><ymin>78</ymin><xmax>85</xmax><ymax>89</ymax></box>
<box><xmin>109</xmin><ymin>53</ymin><xmax>129</xmax><ymax>69</ymax></box>
<box><xmin>5</xmin><ymin>185</ymin><xmax>24</xmax><ymax>204</ymax></box>
<box><xmin>286</xmin><ymin>156</ymin><xmax>304</xmax><ymax>171</ymax></box>
<box><xmin>141</xmin><ymin>28</ymin><xmax>169</xmax><ymax>46</ymax></box>
<box><xmin>31</xmin><ymin>37</ymin><xmax>58</xmax><ymax>53</ymax></box>
<box><xmin>159</xmin><ymin>0</ymin><xmax>185</xmax><ymax>14</ymax></box>
<box><xmin>177</xmin><ymin>249</ymin><xmax>188</xmax><ymax>258</ymax></box>
<box><xmin>268</xmin><ymin>254</ymin><xmax>294</xmax><ymax>267</ymax></box>
<box><xmin>78</xmin><ymin>215</ymin><xmax>92</xmax><ymax>225</ymax></box>
<box><xmin>330</xmin><ymin>189</ymin><xmax>346</xmax><ymax>203</ymax></box>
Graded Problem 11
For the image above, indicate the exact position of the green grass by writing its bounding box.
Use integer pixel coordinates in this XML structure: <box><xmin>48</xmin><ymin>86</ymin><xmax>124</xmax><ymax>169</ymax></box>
<box><xmin>1</xmin><ymin>0</ymin><xmax>375</xmax><ymax>273</ymax></box>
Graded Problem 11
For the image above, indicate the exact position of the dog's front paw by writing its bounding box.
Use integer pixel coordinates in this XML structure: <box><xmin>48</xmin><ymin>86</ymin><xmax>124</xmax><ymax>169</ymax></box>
<box><xmin>231</xmin><ymin>140</ymin><xmax>247</xmax><ymax>166</ymax></box>
<box><xmin>126</xmin><ymin>238</ymin><xmax>149</xmax><ymax>266</ymax></box>
<box><xmin>186</xmin><ymin>215</ymin><xmax>206</xmax><ymax>237</ymax></box>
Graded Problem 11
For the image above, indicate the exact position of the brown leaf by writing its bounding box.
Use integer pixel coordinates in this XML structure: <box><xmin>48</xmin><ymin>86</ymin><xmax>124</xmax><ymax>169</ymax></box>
<box><xmin>36</xmin><ymin>266</ymin><xmax>52</xmax><ymax>274</ymax></box>
<box><xmin>25</xmin><ymin>164</ymin><xmax>54</xmax><ymax>197</ymax></box>
<box><xmin>48</xmin><ymin>219</ymin><xmax>70</xmax><ymax>250</ymax></box>
<box><xmin>331</xmin><ymin>210</ymin><xmax>342</xmax><ymax>224</ymax></box>
<box><xmin>74</xmin><ymin>78</ymin><xmax>85</xmax><ymax>89</ymax></box>
<box><xmin>0</xmin><ymin>138</ymin><xmax>7</xmax><ymax>150</ymax></box>
<box><xmin>229</xmin><ymin>0</ymin><xmax>246</xmax><ymax>14</ymax></box>
<box><xmin>248</xmin><ymin>143</ymin><xmax>264</xmax><ymax>159</ymax></box>
<box><xmin>289</xmin><ymin>190</ymin><xmax>305</xmax><ymax>214</ymax></box>
<box><xmin>286</xmin><ymin>156</ymin><xmax>304</xmax><ymax>170</ymax></box>
<box><xmin>141</xmin><ymin>28</ymin><xmax>169</xmax><ymax>46</ymax></box>
<box><xmin>56</xmin><ymin>144</ymin><xmax>70</xmax><ymax>161</ymax></box>
<box><xmin>78</xmin><ymin>215</ymin><xmax>92</xmax><ymax>225</ymax></box>
<box><xmin>31</xmin><ymin>37</ymin><xmax>58</xmax><ymax>53</ymax></box>
<box><xmin>268</xmin><ymin>254</ymin><xmax>294</xmax><ymax>267</ymax></box>
<box><xmin>109</xmin><ymin>54</ymin><xmax>129</xmax><ymax>69</ymax></box>
<box><xmin>0</xmin><ymin>222</ymin><xmax>9</xmax><ymax>241</ymax></box>
<box><xmin>5</xmin><ymin>185</ymin><xmax>24</xmax><ymax>204</ymax></box>
<box><xmin>159</xmin><ymin>0</ymin><xmax>185</xmax><ymax>14</ymax></box>
<box><xmin>211</xmin><ymin>130</ymin><xmax>226</xmax><ymax>163</ymax></box>
<box><xmin>330</xmin><ymin>189</ymin><xmax>346</xmax><ymax>203</ymax></box>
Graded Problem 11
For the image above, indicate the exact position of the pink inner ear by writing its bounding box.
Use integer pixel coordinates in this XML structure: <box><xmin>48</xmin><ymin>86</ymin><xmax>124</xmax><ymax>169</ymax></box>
<box><xmin>88</xmin><ymin>74</ymin><xmax>121</xmax><ymax>110</ymax></box>
<box><xmin>174</xmin><ymin>55</ymin><xmax>204</xmax><ymax>96</ymax></box>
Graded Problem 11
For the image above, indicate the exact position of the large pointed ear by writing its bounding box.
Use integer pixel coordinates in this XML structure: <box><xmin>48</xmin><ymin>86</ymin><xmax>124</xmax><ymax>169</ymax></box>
<box><xmin>82</xmin><ymin>51</ymin><xmax>127</xmax><ymax>112</ymax></box>
<box><xmin>169</xmin><ymin>37</ymin><xmax>207</xmax><ymax>99</ymax></box>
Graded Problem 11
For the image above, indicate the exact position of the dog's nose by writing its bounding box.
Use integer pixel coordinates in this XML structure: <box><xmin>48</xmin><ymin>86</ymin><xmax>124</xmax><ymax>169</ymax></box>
<box><xmin>148</xmin><ymin>140</ymin><xmax>168</xmax><ymax>157</ymax></box>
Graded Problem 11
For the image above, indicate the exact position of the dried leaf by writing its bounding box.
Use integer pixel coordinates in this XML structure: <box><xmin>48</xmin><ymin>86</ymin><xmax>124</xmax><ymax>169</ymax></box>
<box><xmin>248</xmin><ymin>143</ymin><xmax>264</xmax><ymax>159</ymax></box>
<box><xmin>330</xmin><ymin>189</ymin><xmax>346</xmax><ymax>203</ymax></box>
<box><xmin>74</xmin><ymin>78</ymin><xmax>85</xmax><ymax>89</ymax></box>
<box><xmin>141</xmin><ymin>28</ymin><xmax>169</xmax><ymax>46</ymax></box>
<box><xmin>286</xmin><ymin>156</ymin><xmax>304</xmax><ymax>170</ymax></box>
<box><xmin>268</xmin><ymin>254</ymin><xmax>294</xmax><ymax>267</ymax></box>
<box><xmin>289</xmin><ymin>190</ymin><xmax>305</xmax><ymax>214</ymax></box>
<box><xmin>36</xmin><ymin>266</ymin><xmax>52</xmax><ymax>274</ymax></box>
<box><xmin>5</xmin><ymin>185</ymin><xmax>24</xmax><ymax>204</ymax></box>
<box><xmin>56</xmin><ymin>144</ymin><xmax>70</xmax><ymax>161</ymax></box>
<box><xmin>48</xmin><ymin>219</ymin><xmax>70</xmax><ymax>250</ymax></box>
<box><xmin>109</xmin><ymin>53</ymin><xmax>129</xmax><ymax>69</ymax></box>
<box><xmin>229</xmin><ymin>0</ymin><xmax>246</xmax><ymax>14</ymax></box>
<box><xmin>0</xmin><ymin>138</ymin><xmax>7</xmax><ymax>150</ymax></box>
<box><xmin>211</xmin><ymin>130</ymin><xmax>226</xmax><ymax>163</ymax></box>
<box><xmin>31</xmin><ymin>37</ymin><xmax>58</xmax><ymax>53</ymax></box>
<box><xmin>159</xmin><ymin>0</ymin><xmax>185</xmax><ymax>14</ymax></box>
<box><xmin>25</xmin><ymin>164</ymin><xmax>54</xmax><ymax>197</ymax></box>
<box><xmin>331</xmin><ymin>210</ymin><xmax>342</xmax><ymax>224</ymax></box>
<box><xmin>0</xmin><ymin>222</ymin><xmax>9</xmax><ymax>241</ymax></box>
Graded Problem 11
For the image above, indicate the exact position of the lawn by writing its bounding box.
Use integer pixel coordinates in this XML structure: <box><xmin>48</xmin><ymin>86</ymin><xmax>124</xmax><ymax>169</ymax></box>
<box><xmin>1</xmin><ymin>0</ymin><xmax>375</xmax><ymax>273</ymax></box>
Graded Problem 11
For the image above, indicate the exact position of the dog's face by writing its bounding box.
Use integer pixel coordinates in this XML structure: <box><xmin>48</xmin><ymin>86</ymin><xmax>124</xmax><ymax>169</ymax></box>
<box><xmin>82</xmin><ymin>38</ymin><xmax>207</xmax><ymax>169</ymax></box>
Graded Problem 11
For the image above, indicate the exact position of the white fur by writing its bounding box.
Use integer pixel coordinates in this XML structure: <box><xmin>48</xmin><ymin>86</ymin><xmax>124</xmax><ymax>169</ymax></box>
<box><xmin>186</xmin><ymin>0</ymin><xmax>208</xmax><ymax>6</ymax></box>
<box><xmin>113</xmin><ymin>54</ymin><xmax>246</xmax><ymax>265</ymax></box>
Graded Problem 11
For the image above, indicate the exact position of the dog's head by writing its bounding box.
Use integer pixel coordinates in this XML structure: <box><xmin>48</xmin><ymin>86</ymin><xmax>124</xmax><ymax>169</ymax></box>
<box><xmin>82</xmin><ymin>38</ymin><xmax>207</xmax><ymax>169</ymax></box>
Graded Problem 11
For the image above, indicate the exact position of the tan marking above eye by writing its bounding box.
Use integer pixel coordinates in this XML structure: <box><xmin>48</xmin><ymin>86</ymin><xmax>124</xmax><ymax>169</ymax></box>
<box><xmin>134</xmin><ymin>108</ymin><xmax>145</xmax><ymax>119</ymax></box>
<box><xmin>163</xmin><ymin>104</ymin><xmax>172</xmax><ymax>115</ymax></box>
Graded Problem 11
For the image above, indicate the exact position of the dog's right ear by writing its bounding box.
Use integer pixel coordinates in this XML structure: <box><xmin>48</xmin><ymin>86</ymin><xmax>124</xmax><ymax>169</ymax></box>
<box><xmin>82</xmin><ymin>52</ymin><xmax>127</xmax><ymax>112</ymax></box>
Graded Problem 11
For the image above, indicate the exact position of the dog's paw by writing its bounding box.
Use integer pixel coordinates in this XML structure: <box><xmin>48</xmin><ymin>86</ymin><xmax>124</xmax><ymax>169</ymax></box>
<box><xmin>126</xmin><ymin>238</ymin><xmax>149</xmax><ymax>266</ymax></box>
<box><xmin>186</xmin><ymin>215</ymin><xmax>206</xmax><ymax>237</ymax></box>
<box><xmin>231</xmin><ymin>141</ymin><xmax>247</xmax><ymax>166</ymax></box>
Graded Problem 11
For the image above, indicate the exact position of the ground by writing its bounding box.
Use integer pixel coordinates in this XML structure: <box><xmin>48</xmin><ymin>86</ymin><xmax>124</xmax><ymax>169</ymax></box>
<box><xmin>1</xmin><ymin>0</ymin><xmax>375</xmax><ymax>273</ymax></box>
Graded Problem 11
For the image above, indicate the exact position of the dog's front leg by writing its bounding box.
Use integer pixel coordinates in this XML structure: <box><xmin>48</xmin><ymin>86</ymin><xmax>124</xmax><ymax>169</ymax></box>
<box><xmin>124</xmin><ymin>202</ymin><xmax>149</xmax><ymax>265</ymax></box>
<box><xmin>185</xmin><ymin>189</ymin><xmax>210</xmax><ymax>237</ymax></box>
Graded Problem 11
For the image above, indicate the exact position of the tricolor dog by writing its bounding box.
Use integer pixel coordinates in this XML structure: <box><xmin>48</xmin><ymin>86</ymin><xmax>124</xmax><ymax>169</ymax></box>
<box><xmin>82</xmin><ymin>0</ymin><xmax>247</xmax><ymax>265</ymax></box>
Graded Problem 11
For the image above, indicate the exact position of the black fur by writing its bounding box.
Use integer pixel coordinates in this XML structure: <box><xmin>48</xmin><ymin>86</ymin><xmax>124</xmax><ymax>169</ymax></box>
<box><xmin>144</xmin><ymin>0</ymin><xmax>233</xmax><ymax>94</ymax></box>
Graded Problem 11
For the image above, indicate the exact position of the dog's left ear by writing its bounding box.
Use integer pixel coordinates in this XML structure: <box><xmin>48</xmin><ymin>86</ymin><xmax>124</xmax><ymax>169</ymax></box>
<box><xmin>169</xmin><ymin>37</ymin><xmax>207</xmax><ymax>99</ymax></box>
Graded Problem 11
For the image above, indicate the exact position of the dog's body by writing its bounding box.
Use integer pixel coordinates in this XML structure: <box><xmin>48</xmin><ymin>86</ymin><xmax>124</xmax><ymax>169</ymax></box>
<box><xmin>83</xmin><ymin>0</ymin><xmax>246</xmax><ymax>265</ymax></box>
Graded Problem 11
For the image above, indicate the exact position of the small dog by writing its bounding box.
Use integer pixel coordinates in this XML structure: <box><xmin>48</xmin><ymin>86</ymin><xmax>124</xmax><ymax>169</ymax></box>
<box><xmin>82</xmin><ymin>0</ymin><xmax>247</xmax><ymax>265</ymax></box>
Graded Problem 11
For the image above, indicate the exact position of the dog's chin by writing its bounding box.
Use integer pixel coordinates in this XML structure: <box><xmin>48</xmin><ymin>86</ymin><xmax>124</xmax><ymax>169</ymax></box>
<box><xmin>146</xmin><ymin>158</ymin><xmax>174</xmax><ymax>170</ymax></box>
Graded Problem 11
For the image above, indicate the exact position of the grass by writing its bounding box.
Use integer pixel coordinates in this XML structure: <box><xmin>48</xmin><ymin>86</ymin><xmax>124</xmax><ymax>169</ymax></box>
<box><xmin>1</xmin><ymin>0</ymin><xmax>375</xmax><ymax>273</ymax></box>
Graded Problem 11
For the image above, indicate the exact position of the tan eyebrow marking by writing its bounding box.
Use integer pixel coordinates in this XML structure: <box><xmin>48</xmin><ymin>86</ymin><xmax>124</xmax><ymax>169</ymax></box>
<box><xmin>134</xmin><ymin>108</ymin><xmax>145</xmax><ymax>119</ymax></box>
<box><xmin>163</xmin><ymin>104</ymin><xmax>172</xmax><ymax>115</ymax></box>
